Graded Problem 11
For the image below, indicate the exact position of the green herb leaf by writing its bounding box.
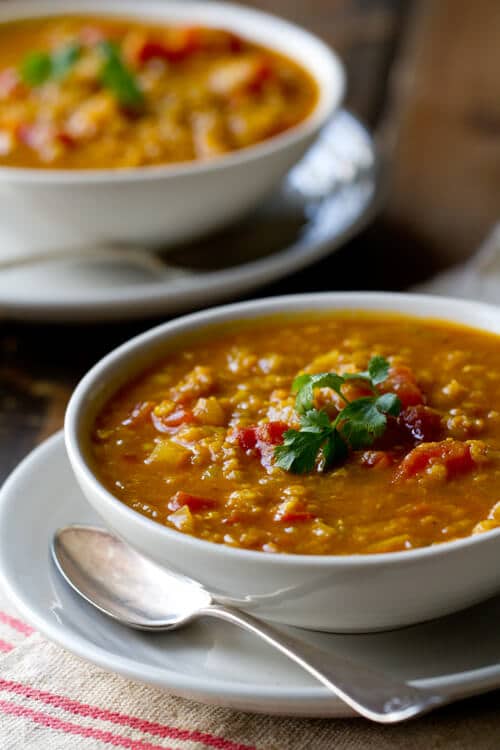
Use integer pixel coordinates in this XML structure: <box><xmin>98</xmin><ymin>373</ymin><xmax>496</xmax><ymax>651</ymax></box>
<box><xmin>293</xmin><ymin>372</ymin><xmax>345</xmax><ymax>414</ymax></box>
<box><xmin>322</xmin><ymin>429</ymin><xmax>348</xmax><ymax>470</ymax></box>
<box><xmin>274</xmin><ymin>409</ymin><xmax>349</xmax><ymax>474</ymax></box>
<box><xmin>99</xmin><ymin>40</ymin><xmax>144</xmax><ymax>111</ymax></box>
<box><xmin>20</xmin><ymin>51</ymin><xmax>52</xmax><ymax>86</ymax></box>
<box><xmin>20</xmin><ymin>43</ymin><xmax>81</xmax><ymax>87</ymax></box>
<box><xmin>339</xmin><ymin>397</ymin><xmax>388</xmax><ymax>449</ymax></box>
<box><xmin>375</xmin><ymin>392</ymin><xmax>401</xmax><ymax>416</ymax></box>
<box><xmin>51</xmin><ymin>43</ymin><xmax>81</xmax><ymax>79</ymax></box>
<box><xmin>300</xmin><ymin>408</ymin><xmax>334</xmax><ymax>433</ymax></box>
<box><xmin>275</xmin><ymin>355</ymin><xmax>401</xmax><ymax>474</ymax></box>
<box><xmin>274</xmin><ymin>429</ymin><xmax>326</xmax><ymax>473</ymax></box>
<box><xmin>368</xmin><ymin>355</ymin><xmax>390</xmax><ymax>386</ymax></box>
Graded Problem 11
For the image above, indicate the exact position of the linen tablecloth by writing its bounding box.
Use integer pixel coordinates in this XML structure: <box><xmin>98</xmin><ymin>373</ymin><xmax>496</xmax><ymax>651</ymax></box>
<box><xmin>2</xmin><ymin>575</ymin><xmax>500</xmax><ymax>748</ymax></box>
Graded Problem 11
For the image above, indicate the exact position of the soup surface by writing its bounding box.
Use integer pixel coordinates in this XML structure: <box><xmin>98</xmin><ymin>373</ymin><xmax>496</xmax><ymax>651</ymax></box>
<box><xmin>0</xmin><ymin>15</ymin><xmax>317</xmax><ymax>169</ymax></box>
<box><xmin>91</xmin><ymin>313</ymin><xmax>500</xmax><ymax>555</ymax></box>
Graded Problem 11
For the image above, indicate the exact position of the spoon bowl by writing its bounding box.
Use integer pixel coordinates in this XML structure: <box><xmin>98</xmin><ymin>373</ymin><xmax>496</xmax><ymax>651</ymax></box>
<box><xmin>52</xmin><ymin>525</ymin><xmax>211</xmax><ymax>630</ymax></box>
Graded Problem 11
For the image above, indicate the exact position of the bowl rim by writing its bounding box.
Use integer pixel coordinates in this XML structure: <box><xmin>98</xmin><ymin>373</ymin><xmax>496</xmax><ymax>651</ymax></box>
<box><xmin>65</xmin><ymin>291</ymin><xmax>500</xmax><ymax>567</ymax></box>
<box><xmin>0</xmin><ymin>0</ymin><xmax>345</xmax><ymax>184</ymax></box>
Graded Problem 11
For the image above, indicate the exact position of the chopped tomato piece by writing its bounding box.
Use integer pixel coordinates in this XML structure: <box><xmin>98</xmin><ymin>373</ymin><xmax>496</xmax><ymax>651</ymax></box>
<box><xmin>234</xmin><ymin>426</ymin><xmax>258</xmax><ymax>451</ymax></box>
<box><xmin>360</xmin><ymin>450</ymin><xmax>393</xmax><ymax>469</ymax></box>
<box><xmin>380</xmin><ymin>365</ymin><xmax>424</xmax><ymax>407</ymax></box>
<box><xmin>279</xmin><ymin>510</ymin><xmax>316</xmax><ymax>523</ymax></box>
<box><xmin>121</xmin><ymin>401</ymin><xmax>154</xmax><ymax>427</ymax></box>
<box><xmin>256</xmin><ymin>421</ymin><xmax>289</xmax><ymax>445</ymax></box>
<box><xmin>137</xmin><ymin>28</ymin><xmax>200</xmax><ymax>64</ymax></box>
<box><xmin>246</xmin><ymin>59</ymin><xmax>274</xmax><ymax>93</ymax></box>
<box><xmin>399</xmin><ymin>404</ymin><xmax>442</xmax><ymax>442</ymax></box>
<box><xmin>235</xmin><ymin>421</ymin><xmax>288</xmax><ymax>454</ymax></box>
<box><xmin>56</xmin><ymin>130</ymin><xmax>75</xmax><ymax>147</ymax></box>
<box><xmin>168</xmin><ymin>491</ymin><xmax>218</xmax><ymax>512</ymax></box>
<box><xmin>394</xmin><ymin>440</ymin><xmax>476</xmax><ymax>481</ymax></box>
<box><xmin>274</xmin><ymin>500</ymin><xmax>315</xmax><ymax>523</ymax></box>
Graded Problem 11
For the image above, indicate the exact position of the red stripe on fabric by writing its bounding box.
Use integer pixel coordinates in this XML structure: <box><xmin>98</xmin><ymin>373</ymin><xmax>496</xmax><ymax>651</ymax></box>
<box><xmin>0</xmin><ymin>699</ymin><xmax>175</xmax><ymax>749</ymax></box>
<box><xmin>0</xmin><ymin>611</ymin><xmax>34</xmax><ymax>636</ymax></box>
<box><xmin>0</xmin><ymin>640</ymin><xmax>13</xmax><ymax>653</ymax></box>
<box><xmin>0</xmin><ymin>679</ymin><xmax>257</xmax><ymax>750</ymax></box>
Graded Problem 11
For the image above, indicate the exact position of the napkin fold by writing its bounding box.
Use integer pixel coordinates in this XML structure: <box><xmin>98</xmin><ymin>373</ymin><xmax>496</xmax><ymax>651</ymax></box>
<box><xmin>414</xmin><ymin>223</ymin><xmax>500</xmax><ymax>302</ymax></box>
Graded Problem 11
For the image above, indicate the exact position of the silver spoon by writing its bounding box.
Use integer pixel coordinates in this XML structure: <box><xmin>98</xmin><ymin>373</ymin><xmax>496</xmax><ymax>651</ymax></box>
<box><xmin>51</xmin><ymin>525</ymin><xmax>444</xmax><ymax>723</ymax></box>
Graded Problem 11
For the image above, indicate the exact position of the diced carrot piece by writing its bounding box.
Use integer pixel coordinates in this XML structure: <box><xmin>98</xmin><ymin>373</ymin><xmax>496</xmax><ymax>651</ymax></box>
<box><xmin>168</xmin><ymin>491</ymin><xmax>218</xmax><ymax>512</ymax></box>
<box><xmin>151</xmin><ymin>407</ymin><xmax>195</xmax><ymax>431</ymax></box>
<box><xmin>394</xmin><ymin>440</ymin><xmax>476</xmax><ymax>481</ymax></box>
<box><xmin>162</xmin><ymin>408</ymin><xmax>195</xmax><ymax>427</ymax></box>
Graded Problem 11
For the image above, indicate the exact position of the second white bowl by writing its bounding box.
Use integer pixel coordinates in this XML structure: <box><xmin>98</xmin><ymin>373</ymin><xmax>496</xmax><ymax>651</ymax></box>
<box><xmin>0</xmin><ymin>0</ymin><xmax>344</xmax><ymax>262</ymax></box>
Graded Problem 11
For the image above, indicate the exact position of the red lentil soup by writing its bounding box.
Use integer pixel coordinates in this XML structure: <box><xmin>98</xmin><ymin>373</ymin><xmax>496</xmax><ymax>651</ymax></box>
<box><xmin>0</xmin><ymin>15</ymin><xmax>317</xmax><ymax>168</ymax></box>
<box><xmin>91</xmin><ymin>313</ymin><xmax>500</xmax><ymax>555</ymax></box>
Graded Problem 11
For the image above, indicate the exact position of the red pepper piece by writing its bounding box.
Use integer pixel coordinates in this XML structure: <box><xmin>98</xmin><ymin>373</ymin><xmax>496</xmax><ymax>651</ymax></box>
<box><xmin>168</xmin><ymin>491</ymin><xmax>218</xmax><ymax>512</ymax></box>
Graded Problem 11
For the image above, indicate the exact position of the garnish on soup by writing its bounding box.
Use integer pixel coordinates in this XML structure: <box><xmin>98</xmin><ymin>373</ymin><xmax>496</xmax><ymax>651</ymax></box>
<box><xmin>274</xmin><ymin>356</ymin><xmax>402</xmax><ymax>473</ymax></box>
<box><xmin>91</xmin><ymin>313</ymin><xmax>499</xmax><ymax>555</ymax></box>
<box><xmin>0</xmin><ymin>15</ymin><xmax>317</xmax><ymax>168</ymax></box>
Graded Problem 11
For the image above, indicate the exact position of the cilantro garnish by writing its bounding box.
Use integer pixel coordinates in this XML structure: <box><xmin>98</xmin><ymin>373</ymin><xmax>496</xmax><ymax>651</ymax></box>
<box><xmin>274</xmin><ymin>356</ymin><xmax>402</xmax><ymax>474</ymax></box>
<box><xmin>99</xmin><ymin>41</ymin><xmax>145</xmax><ymax>111</ymax></box>
<box><xmin>20</xmin><ymin>44</ymin><xmax>81</xmax><ymax>86</ymax></box>
<box><xmin>51</xmin><ymin>43</ymin><xmax>81</xmax><ymax>80</ymax></box>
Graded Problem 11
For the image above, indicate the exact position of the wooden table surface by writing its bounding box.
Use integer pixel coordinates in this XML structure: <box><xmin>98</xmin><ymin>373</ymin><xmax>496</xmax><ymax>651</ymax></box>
<box><xmin>2</xmin><ymin>0</ymin><xmax>500</xmax><ymax>741</ymax></box>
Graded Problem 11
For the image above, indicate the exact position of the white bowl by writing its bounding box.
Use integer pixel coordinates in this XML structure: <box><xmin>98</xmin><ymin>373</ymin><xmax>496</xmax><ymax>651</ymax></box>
<box><xmin>0</xmin><ymin>0</ymin><xmax>344</xmax><ymax>262</ymax></box>
<box><xmin>65</xmin><ymin>292</ymin><xmax>500</xmax><ymax>632</ymax></box>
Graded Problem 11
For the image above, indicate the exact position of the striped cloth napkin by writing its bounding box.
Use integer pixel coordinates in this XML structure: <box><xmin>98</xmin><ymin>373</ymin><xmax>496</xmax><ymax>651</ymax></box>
<box><xmin>1</xmin><ymin>585</ymin><xmax>500</xmax><ymax>749</ymax></box>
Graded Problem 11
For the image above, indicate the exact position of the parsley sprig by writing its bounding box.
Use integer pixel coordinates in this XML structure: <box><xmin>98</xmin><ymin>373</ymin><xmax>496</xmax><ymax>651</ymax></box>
<box><xmin>274</xmin><ymin>356</ymin><xmax>402</xmax><ymax>474</ymax></box>
<box><xmin>99</xmin><ymin>41</ymin><xmax>145</xmax><ymax>112</ymax></box>
<box><xmin>20</xmin><ymin>43</ymin><xmax>81</xmax><ymax>86</ymax></box>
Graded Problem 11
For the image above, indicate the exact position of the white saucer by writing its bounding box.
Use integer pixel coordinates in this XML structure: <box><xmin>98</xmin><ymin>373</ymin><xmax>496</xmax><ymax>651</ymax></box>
<box><xmin>2</xmin><ymin>433</ymin><xmax>500</xmax><ymax>717</ymax></box>
<box><xmin>0</xmin><ymin>111</ymin><xmax>378</xmax><ymax>322</ymax></box>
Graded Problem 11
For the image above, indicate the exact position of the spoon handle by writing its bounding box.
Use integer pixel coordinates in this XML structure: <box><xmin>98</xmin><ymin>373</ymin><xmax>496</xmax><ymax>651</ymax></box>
<box><xmin>199</xmin><ymin>603</ymin><xmax>444</xmax><ymax>723</ymax></box>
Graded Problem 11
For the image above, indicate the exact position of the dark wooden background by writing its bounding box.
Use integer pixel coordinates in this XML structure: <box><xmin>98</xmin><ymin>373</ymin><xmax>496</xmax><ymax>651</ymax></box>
<box><xmin>3</xmin><ymin>0</ymin><xmax>500</xmax><ymax>734</ymax></box>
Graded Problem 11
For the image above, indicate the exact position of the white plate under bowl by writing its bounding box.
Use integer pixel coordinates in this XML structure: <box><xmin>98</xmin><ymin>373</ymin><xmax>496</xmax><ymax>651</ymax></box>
<box><xmin>1</xmin><ymin>434</ymin><xmax>500</xmax><ymax>717</ymax></box>
<box><xmin>0</xmin><ymin>111</ymin><xmax>377</xmax><ymax>323</ymax></box>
